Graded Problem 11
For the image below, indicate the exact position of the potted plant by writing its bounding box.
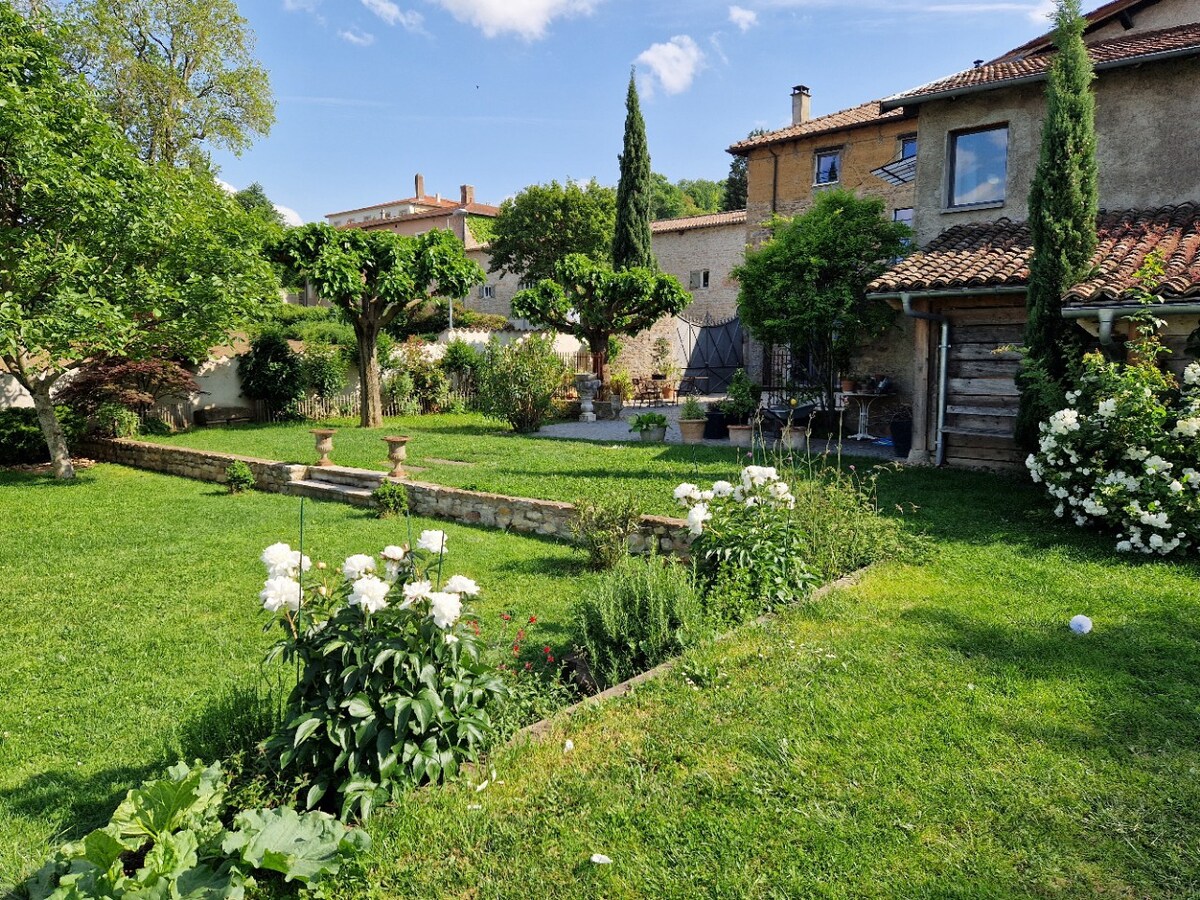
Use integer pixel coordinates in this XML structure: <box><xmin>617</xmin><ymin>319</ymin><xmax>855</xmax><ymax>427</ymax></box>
<box><xmin>629</xmin><ymin>412</ymin><xmax>669</xmax><ymax>443</ymax></box>
<box><xmin>678</xmin><ymin>396</ymin><xmax>706</xmax><ymax>444</ymax></box>
<box><xmin>660</xmin><ymin>360</ymin><xmax>681</xmax><ymax>401</ymax></box>
<box><xmin>608</xmin><ymin>370</ymin><xmax>633</xmax><ymax>413</ymax></box>
<box><xmin>840</xmin><ymin>373</ymin><xmax>858</xmax><ymax>393</ymax></box>
<box><xmin>704</xmin><ymin>400</ymin><xmax>729</xmax><ymax>440</ymax></box>
<box><xmin>889</xmin><ymin>404</ymin><xmax>913</xmax><ymax>459</ymax></box>
<box><xmin>721</xmin><ymin>369</ymin><xmax>761</xmax><ymax>448</ymax></box>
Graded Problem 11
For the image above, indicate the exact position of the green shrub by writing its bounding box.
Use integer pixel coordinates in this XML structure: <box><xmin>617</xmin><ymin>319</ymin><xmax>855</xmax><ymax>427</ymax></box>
<box><xmin>0</xmin><ymin>407</ymin><xmax>83</xmax><ymax>465</ymax></box>
<box><xmin>383</xmin><ymin>369</ymin><xmax>422</xmax><ymax>416</ymax></box>
<box><xmin>225</xmin><ymin>460</ymin><xmax>256</xmax><ymax>494</ymax></box>
<box><xmin>261</xmin><ymin>541</ymin><xmax>504</xmax><ymax>819</ymax></box>
<box><xmin>262</xmin><ymin>302</ymin><xmax>337</xmax><ymax>328</ymax></box>
<box><xmin>574</xmin><ymin>553</ymin><xmax>702</xmax><ymax>690</ymax></box>
<box><xmin>295</xmin><ymin>319</ymin><xmax>357</xmax><ymax>349</ymax></box>
<box><xmin>571</xmin><ymin>494</ymin><xmax>643</xmax><ymax>570</ymax></box>
<box><xmin>301</xmin><ymin>342</ymin><xmax>347</xmax><ymax>400</ymax></box>
<box><xmin>139</xmin><ymin>415</ymin><xmax>172</xmax><ymax>436</ymax></box>
<box><xmin>476</xmin><ymin>334</ymin><xmax>570</xmax><ymax>433</ymax></box>
<box><xmin>27</xmin><ymin>760</ymin><xmax>368</xmax><ymax>899</ymax></box>
<box><xmin>372</xmin><ymin>480</ymin><xmax>409</xmax><ymax>518</ymax></box>
<box><xmin>393</xmin><ymin>337</ymin><xmax>450</xmax><ymax>412</ymax></box>
<box><xmin>95</xmin><ymin>402</ymin><xmax>140</xmax><ymax>438</ymax></box>
<box><xmin>238</xmin><ymin>328</ymin><xmax>305</xmax><ymax>417</ymax></box>
<box><xmin>441</xmin><ymin>338</ymin><xmax>484</xmax><ymax>383</ymax></box>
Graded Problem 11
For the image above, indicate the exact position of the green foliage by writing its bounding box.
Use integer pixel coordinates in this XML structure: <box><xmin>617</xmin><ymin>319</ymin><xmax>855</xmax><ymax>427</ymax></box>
<box><xmin>720</xmin><ymin>369</ymin><xmax>762</xmax><ymax>422</ymax></box>
<box><xmin>628</xmin><ymin>412</ymin><xmax>669</xmax><ymax>433</ymax></box>
<box><xmin>300</xmin><ymin>343</ymin><xmax>346</xmax><ymax>400</ymax></box>
<box><xmin>722</xmin><ymin>130</ymin><xmax>765</xmax><ymax>212</ymax></box>
<box><xmin>651</xmin><ymin>173</ymin><xmax>725</xmax><ymax>220</ymax></box>
<box><xmin>465</xmin><ymin>214</ymin><xmax>495</xmax><ymax>245</ymax></box>
<box><xmin>512</xmin><ymin>254</ymin><xmax>690</xmax><ymax>375</ymax></box>
<box><xmin>273</xmin><ymin>224</ymin><xmax>484</xmax><ymax>427</ymax></box>
<box><xmin>394</xmin><ymin>338</ymin><xmax>451</xmax><ymax>412</ymax></box>
<box><xmin>238</xmin><ymin>330</ymin><xmax>304</xmax><ymax>416</ymax></box>
<box><xmin>95</xmin><ymin>402</ymin><xmax>141</xmax><ymax>438</ymax></box>
<box><xmin>487</xmin><ymin>179</ymin><xmax>616</xmax><ymax>283</ymax></box>
<box><xmin>140</xmin><ymin>415</ymin><xmax>172</xmax><ymax>436</ymax></box>
<box><xmin>733</xmin><ymin>190</ymin><xmax>909</xmax><ymax>412</ymax></box>
<box><xmin>476</xmin><ymin>334</ymin><xmax>570</xmax><ymax>433</ymax></box>
<box><xmin>234</xmin><ymin>182</ymin><xmax>285</xmax><ymax>229</ymax></box>
<box><xmin>225</xmin><ymin>460</ymin><xmax>255</xmax><ymax>494</ymax></box>
<box><xmin>391</xmin><ymin>298</ymin><xmax>509</xmax><ymax>340</ymax></box>
<box><xmin>62</xmin><ymin>0</ymin><xmax>274</xmax><ymax>166</ymax></box>
<box><xmin>613</xmin><ymin>72</ymin><xmax>656</xmax><ymax>271</ymax></box>
<box><xmin>26</xmin><ymin>761</ymin><xmax>367</xmax><ymax>899</ymax></box>
<box><xmin>0</xmin><ymin>407</ymin><xmax>83</xmax><ymax>465</ymax></box>
<box><xmin>1016</xmin><ymin>0</ymin><xmax>1099</xmax><ymax>447</ymax></box>
<box><xmin>571</xmin><ymin>495</ymin><xmax>643</xmax><ymax>570</ymax></box>
<box><xmin>680</xmin><ymin>395</ymin><xmax>706</xmax><ymax>419</ymax></box>
<box><xmin>264</xmin><ymin>547</ymin><xmax>505</xmax><ymax>820</ymax></box>
<box><xmin>372</xmin><ymin>480</ymin><xmax>409</xmax><ymax>519</ymax></box>
<box><xmin>441</xmin><ymin>338</ymin><xmax>484</xmax><ymax>376</ymax></box>
<box><xmin>57</xmin><ymin>358</ymin><xmax>200</xmax><ymax>418</ymax></box>
<box><xmin>574</xmin><ymin>553</ymin><xmax>701</xmax><ymax>689</ymax></box>
<box><xmin>608</xmin><ymin>369</ymin><xmax>634</xmax><ymax>400</ymax></box>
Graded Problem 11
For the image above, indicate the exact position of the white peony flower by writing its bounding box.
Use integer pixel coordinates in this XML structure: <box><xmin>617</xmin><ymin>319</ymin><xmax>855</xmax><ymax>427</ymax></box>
<box><xmin>402</xmin><ymin>580</ymin><xmax>432</xmax><ymax>607</ymax></box>
<box><xmin>1096</xmin><ymin>398</ymin><xmax>1118</xmax><ymax>418</ymax></box>
<box><xmin>417</xmin><ymin>530</ymin><xmax>448</xmax><ymax>554</ymax></box>
<box><xmin>1116</xmin><ymin>540</ymin><xmax>1133</xmax><ymax>553</ymax></box>
<box><xmin>348</xmin><ymin>575</ymin><xmax>390</xmax><ymax>613</ymax></box>
<box><xmin>429</xmin><ymin>591</ymin><xmax>463</xmax><ymax>628</ymax></box>
<box><xmin>1069</xmin><ymin>614</ymin><xmax>1093</xmax><ymax>635</ymax></box>
<box><xmin>673</xmin><ymin>483</ymin><xmax>700</xmax><ymax>507</ymax></box>
<box><xmin>711</xmin><ymin>480</ymin><xmax>734</xmax><ymax>497</ymax></box>
<box><xmin>444</xmin><ymin>574</ymin><xmax>480</xmax><ymax>595</ymax></box>
<box><xmin>444</xmin><ymin>633</ymin><xmax>460</xmax><ymax>645</ymax></box>
<box><xmin>686</xmin><ymin>502</ymin><xmax>712</xmax><ymax>536</ymax></box>
<box><xmin>342</xmin><ymin>554</ymin><xmax>376</xmax><ymax>581</ymax></box>
<box><xmin>381</xmin><ymin>545</ymin><xmax>407</xmax><ymax>562</ymax></box>
<box><xmin>260</xmin><ymin>576</ymin><xmax>301</xmax><ymax>613</ymax></box>
<box><xmin>1184</xmin><ymin>362</ymin><xmax>1200</xmax><ymax>386</ymax></box>
<box><xmin>261</xmin><ymin>543</ymin><xmax>312</xmax><ymax>578</ymax></box>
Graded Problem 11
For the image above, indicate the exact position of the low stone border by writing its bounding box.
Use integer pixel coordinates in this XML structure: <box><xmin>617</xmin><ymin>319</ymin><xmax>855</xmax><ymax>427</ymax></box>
<box><xmin>511</xmin><ymin>566</ymin><xmax>872</xmax><ymax>745</ymax></box>
<box><xmin>81</xmin><ymin>438</ymin><xmax>695</xmax><ymax>556</ymax></box>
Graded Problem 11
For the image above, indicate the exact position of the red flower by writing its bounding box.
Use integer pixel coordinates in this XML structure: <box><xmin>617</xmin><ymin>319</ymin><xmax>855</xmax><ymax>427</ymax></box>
<box><xmin>501</xmin><ymin>613</ymin><xmax>512</xmax><ymax>621</ymax></box>
<box><xmin>543</xmin><ymin>646</ymin><xmax>551</xmax><ymax>654</ymax></box>
<box><xmin>528</xmin><ymin>615</ymin><xmax>537</xmax><ymax>624</ymax></box>
<box><xmin>547</xmin><ymin>655</ymin><xmax>555</xmax><ymax>663</ymax></box>
<box><xmin>517</xmin><ymin>629</ymin><xmax>526</xmax><ymax>640</ymax></box>
<box><xmin>512</xmin><ymin>645</ymin><xmax>520</xmax><ymax>656</ymax></box>
<box><xmin>524</xmin><ymin>662</ymin><xmax>532</xmax><ymax>670</ymax></box>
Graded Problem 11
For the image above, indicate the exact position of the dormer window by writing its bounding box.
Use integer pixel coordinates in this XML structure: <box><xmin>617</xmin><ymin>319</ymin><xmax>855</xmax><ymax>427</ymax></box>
<box><xmin>948</xmin><ymin>125</ymin><xmax>1008</xmax><ymax>207</ymax></box>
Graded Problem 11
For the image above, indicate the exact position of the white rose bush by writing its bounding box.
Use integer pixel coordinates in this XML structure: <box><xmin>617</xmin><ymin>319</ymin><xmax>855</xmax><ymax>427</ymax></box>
<box><xmin>1028</xmin><ymin>353</ymin><xmax>1200</xmax><ymax>556</ymax></box>
<box><xmin>257</xmin><ymin>529</ymin><xmax>504</xmax><ymax>820</ymax></box>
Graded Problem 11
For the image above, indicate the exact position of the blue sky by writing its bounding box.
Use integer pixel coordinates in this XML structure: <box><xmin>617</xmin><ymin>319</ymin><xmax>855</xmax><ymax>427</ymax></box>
<box><xmin>217</xmin><ymin>0</ymin><xmax>1059</xmax><ymax>224</ymax></box>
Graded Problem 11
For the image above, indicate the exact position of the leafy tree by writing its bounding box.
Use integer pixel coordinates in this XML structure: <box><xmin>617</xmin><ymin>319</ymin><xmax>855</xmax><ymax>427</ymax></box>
<box><xmin>235</xmin><ymin>182</ymin><xmax>285</xmax><ymax>228</ymax></box>
<box><xmin>722</xmin><ymin>128</ymin><xmax>765</xmax><ymax>212</ymax></box>
<box><xmin>486</xmin><ymin>179</ymin><xmax>615</xmax><ymax>283</ymax></box>
<box><xmin>57</xmin><ymin>357</ymin><xmax>199</xmax><ymax>417</ymax></box>
<box><xmin>239</xmin><ymin>329</ymin><xmax>304</xmax><ymax>417</ymax></box>
<box><xmin>0</xmin><ymin>7</ymin><xmax>277</xmax><ymax>478</ymax></box>
<box><xmin>1015</xmin><ymin>0</ymin><xmax>1098</xmax><ymax>447</ymax></box>
<box><xmin>62</xmin><ymin>0</ymin><xmax>274</xmax><ymax>166</ymax></box>
<box><xmin>678</xmin><ymin>178</ymin><xmax>724</xmax><ymax>214</ymax></box>
<box><xmin>651</xmin><ymin>172</ymin><xmax>689</xmax><ymax>221</ymax></box>
<box><xmin>273</xmin><ymin>224</ymin><xmax>483</xmax><ymax>427</ymax></box>
<box><xmin>733</xmin><ymin>190</ymin><xmax>911</xmax><ymax>414</ymax></box>
<box><xmin>512</xmin><ymin>254</ymin><xmax>690</xmax><ymax>381</ymax></box>
<box><xmin>612</xmin><ymin>71</ymin><xmax>655</xmax><ymax>271</ymax></box>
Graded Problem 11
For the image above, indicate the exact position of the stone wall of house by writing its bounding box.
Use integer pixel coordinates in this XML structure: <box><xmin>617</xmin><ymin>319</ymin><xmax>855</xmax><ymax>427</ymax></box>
<box><xmin>463</xmin><ymin>248</ymin><xmax>522</xmax><ymax>319</ymax></box>
<box><xmin>80</xmin><ymin>438</ymin><xmax>694</xmax><ymax>555</ymax></box>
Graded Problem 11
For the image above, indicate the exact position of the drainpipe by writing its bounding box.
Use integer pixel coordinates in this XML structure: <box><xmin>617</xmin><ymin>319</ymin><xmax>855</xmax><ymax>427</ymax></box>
<box><xmin>901</xmin><ymin>293</ymin><xmax>950</xmax><ymax>466</ymax></box>
<box><xmin>767</xmin><ymin>146</ymin><xmax>780</xmax><ymax>214</ymax></box>
<box><xmin>1062</xmin><ymin>303</ymin><xmax>1200</xmax><ymax>346</ymax></box>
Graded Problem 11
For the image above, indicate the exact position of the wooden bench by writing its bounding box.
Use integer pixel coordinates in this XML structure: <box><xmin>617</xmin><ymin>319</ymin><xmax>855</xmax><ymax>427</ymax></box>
<box><xmin>193</xmin><ymin>406</ymin><xmax>254</xmax><ymax>427</ymax></box>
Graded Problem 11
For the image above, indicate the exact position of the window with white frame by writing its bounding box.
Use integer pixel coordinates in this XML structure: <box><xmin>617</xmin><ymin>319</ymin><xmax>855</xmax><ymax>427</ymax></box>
<box><xmin>479</xmin><ymin>284</ymin><xmax>496</xmax><ymax>299</ymax></box>
<box><xmin>948</xmin><ymin>125</ymin><xmax>1008</xmax><ymax>207</ymax></box>
<box><xmin>688</xmin><ymin>269</ymin><xmax>710</xmax><ymax>290</ymax></box>
<box><xmin>900</xmin><ymin>135</ymin><xmax>917</xmax><ymax>159</ymax></box>
<box><xmin>814</xmin><ymin>149</ymin><xmax>841</xmax><ymax>186</ymax></box>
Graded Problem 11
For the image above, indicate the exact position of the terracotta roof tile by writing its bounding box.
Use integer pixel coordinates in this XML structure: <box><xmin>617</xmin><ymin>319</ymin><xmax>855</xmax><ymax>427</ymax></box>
<box><xmin>325</xmin><ymin>195</ymin><xmax>462</xmax><ymax>218</ymax></box>
<box><xmin>339</xmin><ymin>203</ymin><xmax>499</xmax><ymax>231</ymax></box>
<box><xmin>993</xmin><ymin>0</ymin><xmax>1156</xmax><ymax>62</ymax></box>
<box><xmin>651</xmin><ymin>210</ymin><xmax>747</xmax><ymax>233</ymax></box>
<box><xmin>728</xmin><ymin>101</ymin><xmax>906</xmax><ymax>154</ymax></box>
<box><xmin>883</xmin><ymin>22</ymin><xmax>1200</xmax><ymax>108</ymax></box>
<box><xmin>866</xmin><ymin>203</ymin><xmax>1200</xmax><ymax>304</ymax></box>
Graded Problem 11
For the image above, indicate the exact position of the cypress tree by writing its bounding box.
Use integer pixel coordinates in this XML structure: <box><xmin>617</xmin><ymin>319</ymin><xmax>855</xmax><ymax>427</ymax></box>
<box><xmin>1015</xmin><ymin>0</ymin><xmax>1098</xmax><ymax>446</ymax></box>
<box><xmin>612</xmin><ymin>69</ymin><xmax>655</xmax><ymax>271</ymax></box>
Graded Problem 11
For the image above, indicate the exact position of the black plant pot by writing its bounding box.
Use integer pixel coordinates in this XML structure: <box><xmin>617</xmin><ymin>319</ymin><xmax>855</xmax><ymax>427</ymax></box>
<box><xmin>704</xmin><ymin>410</ymin><xmax>729</xmax><ymax>440</ymax></box>
<box><xmin>891</xmin><ymin>420</ymin><xmax>913</xmax><ymax>459</ymax></box>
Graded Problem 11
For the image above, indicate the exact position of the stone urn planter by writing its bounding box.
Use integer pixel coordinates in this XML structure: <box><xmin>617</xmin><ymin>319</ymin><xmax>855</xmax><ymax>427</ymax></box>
<box><xmin>639</xmin><ymin>426</ymin><xmax>667</xmax><ymax>442</ymax></box>
<box><xmin>382</xmin><ymin>435</ymin><xmax>410</xmax><ymax>478</ymax></box>
<box><xmin>575</xmin><ymin>372</ymin><xmax>600</xmax><ymax>423</ymax></box>
<box><xmin>779</xmin><ymin>426</ymin><xmax>808</xmax><ymax>452</ymax></box>
<box><xmin>727</xmin><ymin>424</ymin><xmax>754</xmax><ymax>449</ymax></box>
<box><xmin>310</xmin><ymin>429</ymin><xmax>337</xmax><ymax>466</ymax></box>
<box><xmin>678</xmin><ymin>417</ymin><xmax>706</xmax><ymax>444</ymax></box>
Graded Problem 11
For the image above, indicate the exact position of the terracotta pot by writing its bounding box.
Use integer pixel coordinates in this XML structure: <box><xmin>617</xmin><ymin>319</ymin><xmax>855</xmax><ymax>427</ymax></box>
<box><xmin>661</xmin><ymin>384</ymin><xmax>676</xmax><ymax>401</ymax></box>
<box><xmin>727</xmin><ymin>424</ymin><xmax>753</xmax><ymax>448</ymax></box>
<box><xmin>840</xmin><ymin>379</ymin><xmax>856</xmax><ymax>393</ymax></box>
<box><xmin>638</xmin><ymin>426</ymin><xmax>667</xmax><ymax>442</ymax></box>
<box><xmin>310</xmin><ymin>429</ymin><xmax>336</xmax><ymax>466</ymax></box>
<box><xmin>778</xmin><ymin>426</ymin><xmax>808</xmax><ymax>451</ymax></box>
<box><xmin>382</xmin><ymin>435</ymin><xmax>410</xmax><ymax>478</ymax></box>
<box><xmin>678</xmin><ymin>418</ymin><xmax>706</xmax><ymax>444</ymax></box>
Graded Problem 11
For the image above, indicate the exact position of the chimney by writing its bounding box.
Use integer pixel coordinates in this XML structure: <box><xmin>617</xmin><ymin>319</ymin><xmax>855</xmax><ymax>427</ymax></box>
<box><xmin>973</xmin><ymin>59</ymin><xmax>984</xmax><ymax>68</ymax></box>
<box><xmin>461</xmin><ymin>184</ymin><xmax>475</xmax><ymax>207</ymax></box>
<box><xmin>414</xmin><ymin>173</ymin><xmax>425</xmax><ymax>198</ymax></box>
<box><xmin>791</xmin><ymin>85</ymin><xmax>811</xmax><ymax>125</ymax></box>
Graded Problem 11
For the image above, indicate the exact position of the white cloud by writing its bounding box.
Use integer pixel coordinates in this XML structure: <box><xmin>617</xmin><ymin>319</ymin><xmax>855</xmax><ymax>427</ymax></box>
<box><xmin>339</xmin><ymin>26</ymin><xmax>376</xmax><ymax>45</ymax></box>
<box><xmin>215</xmin><ymin>178</ymin><xmax>237</xmax><ymax>195</ymax></box>
<box><xmin>428</xmin><ymin>0</ymin><xmax>597</xmax><ymax>40</ymax></box>
<box><xmin>275</xmin><ymin>205</ymin><xmax>305</xmax><ymax>227</ymax></box>
<box><xmin>636</xmin><ymin>35</ymin><xmax>705</xmax><ymax>96</ymax></box>
<box><xmin>361</xmin><ymin>0</ymin><xmax>424</xmax><ymax>29</ymax></box>
<box><xmin>729</xmin><ymin>5</ymin><xmax>758</xmax><ymax>30</ymax></box>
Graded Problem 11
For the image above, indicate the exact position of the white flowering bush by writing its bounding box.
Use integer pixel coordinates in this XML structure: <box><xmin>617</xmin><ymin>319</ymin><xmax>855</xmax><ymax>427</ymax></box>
<box><xmin>675</xmin><ymin>465</ymin><xmax>816</xmax><ymax>622</ymax></box>
<box><xmin>1027</xmin><ymin>354</ymin><xmax>1200</xmax><ymax>556</ymax></box>
<box><xmin>258</xmin><ymin>529</ymin><xmax>504</xmax><ymax>820</ymax></box>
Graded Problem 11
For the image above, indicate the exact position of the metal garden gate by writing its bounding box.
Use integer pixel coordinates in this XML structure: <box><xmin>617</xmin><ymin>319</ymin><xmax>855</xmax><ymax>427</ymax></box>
<box><xmin>674</xmin><ymin>312</ymin><xmax>743</xmax><ymax>393</ymax></box>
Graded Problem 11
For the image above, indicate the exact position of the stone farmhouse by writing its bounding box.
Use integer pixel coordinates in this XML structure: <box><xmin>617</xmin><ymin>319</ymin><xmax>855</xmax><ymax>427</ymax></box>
<box><xmin>867</xmin><ymin>0</ymin><xmax>1200</xmax><ymax>468</ymax></box>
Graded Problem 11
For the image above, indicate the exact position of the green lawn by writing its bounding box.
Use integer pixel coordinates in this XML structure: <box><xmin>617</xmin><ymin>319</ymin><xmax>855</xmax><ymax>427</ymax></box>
<box><xmin>0</xmin><ymin>465</ymin><xmax>600</xmax><ymax>894</ymax></box>
<box><xmin>141</xmin><ymin>413</ymin><xmax>875</xmax><ymax>517</ymax></box>
<box><xmin>4</xmin><ymin>453</ymin><xmax>1200</xmax><ymax>897</ymax></box>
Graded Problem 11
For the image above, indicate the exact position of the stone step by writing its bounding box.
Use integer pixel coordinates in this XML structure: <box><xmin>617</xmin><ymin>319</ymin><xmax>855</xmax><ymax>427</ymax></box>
<box><xmin>304</xmin><ymin>465</ymin><xmax>387</xmax><ymax>489</ymax></box>
<box><xmin>285</xmin><ymin>479</ymin><xmax>376</xmax><ymax>507</ymax></box>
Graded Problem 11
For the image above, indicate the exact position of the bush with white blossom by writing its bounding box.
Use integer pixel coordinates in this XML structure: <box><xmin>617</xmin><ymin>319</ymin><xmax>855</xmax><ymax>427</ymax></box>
<box><xmin>257</xmin><ymin>529</ymin><xmax>503</xmax><ymax>820</ymax></box>
<box><xmin>1027</xmin><ymin>353</ymin><xmax>1200</xmax><ymax>556</ymax></box>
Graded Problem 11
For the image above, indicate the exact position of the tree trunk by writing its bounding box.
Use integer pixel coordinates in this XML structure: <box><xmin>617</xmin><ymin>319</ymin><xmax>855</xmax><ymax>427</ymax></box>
<box><xmin>28</xmin><ymin>380</ymin><xmax>75</xmax><ymax>479</ymax></box>
<box><xmin>588</xmin><ymin>335</ymin><xmax>608</xmax><ymax>385</ymax></box>
<box><xmin>355</xmin><ymin>319</ymin><xmax>384</xmax><ymax>428</ymax></box>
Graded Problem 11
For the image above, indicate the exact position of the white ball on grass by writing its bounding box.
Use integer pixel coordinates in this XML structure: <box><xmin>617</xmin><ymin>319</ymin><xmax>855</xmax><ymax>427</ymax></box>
<box><xmin>1069</xmin><ymin>615</ymin><xmax>1093</xmax><ymax>635</ymax></box>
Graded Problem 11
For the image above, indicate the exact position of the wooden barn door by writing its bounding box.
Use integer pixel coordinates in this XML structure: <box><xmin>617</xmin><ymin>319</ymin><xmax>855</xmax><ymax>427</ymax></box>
<box><xmin>938</xmin><ymin>297</ymin><xmax>1026</xmax><ymax>469</ymax></box>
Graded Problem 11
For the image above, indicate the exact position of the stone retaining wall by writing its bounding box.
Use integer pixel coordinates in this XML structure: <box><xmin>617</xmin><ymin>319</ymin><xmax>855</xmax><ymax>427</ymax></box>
<box><xmin>83</xmin><ymin>439</ymin><xmax>694</xmax><ymax>556</ymax></box>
